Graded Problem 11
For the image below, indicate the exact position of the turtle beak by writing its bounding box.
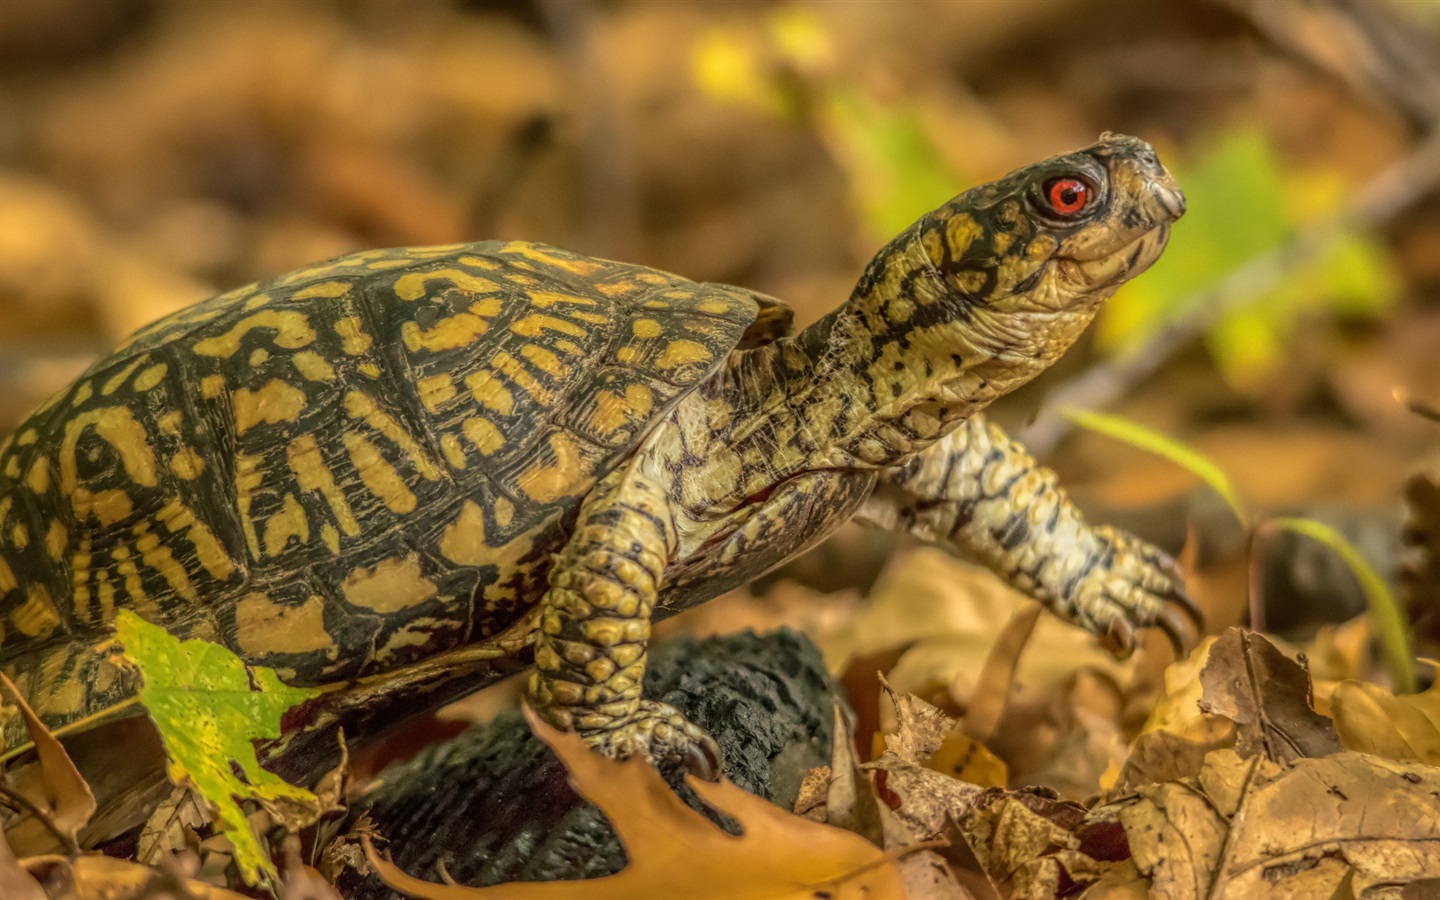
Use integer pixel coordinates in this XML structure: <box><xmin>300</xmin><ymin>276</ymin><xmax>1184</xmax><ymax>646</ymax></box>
<box><xmin>1150</xmin><ymin>170</ymin><xmax>1186</xmax><ymax>222</ymax></box>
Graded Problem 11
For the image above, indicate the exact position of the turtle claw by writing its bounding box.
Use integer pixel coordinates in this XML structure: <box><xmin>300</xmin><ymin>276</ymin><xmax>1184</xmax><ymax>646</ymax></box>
<box><xmin>685</xmin><ymin>739</ymin><xmax>722</xmax><ymax>782</ymax></box>
<box><xmin>580</xmin><ymin>699</ymin><xmax>723</xmax><ymax>778</ymax></box>
<box><xmin>1074</xmin><ymin>526</ymin><xmax>1205</xmax><ymax>659</ymax></box>
<box><xmin>1154</xmin><ymin>602</ymin><xmax>1197</xmax><ymax>658</ymax></box>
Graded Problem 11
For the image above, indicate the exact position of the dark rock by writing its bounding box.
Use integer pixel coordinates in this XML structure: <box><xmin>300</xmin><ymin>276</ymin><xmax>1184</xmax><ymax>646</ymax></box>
<box><xmin>331</xmin><ymin>629</ymin><xmax>840</xmax><ymax>898</ymax></box>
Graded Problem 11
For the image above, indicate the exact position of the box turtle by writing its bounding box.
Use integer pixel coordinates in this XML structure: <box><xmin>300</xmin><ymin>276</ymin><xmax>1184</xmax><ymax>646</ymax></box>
<box><xmin>0</xmin><ymin>133</ymin><xmax>1195</xmax><ymax>784</ymax></box>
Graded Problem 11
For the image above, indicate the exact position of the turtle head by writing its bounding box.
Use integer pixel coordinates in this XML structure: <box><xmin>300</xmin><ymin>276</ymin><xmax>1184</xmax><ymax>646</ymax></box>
<box><xmin>914</xmin><ymin>133</ymin><xmax>1184</xmax><ymax>361</ymax></box>
<box><xmin>799</xmin><ymin>135</ymin><xmax>1183</xmax><ymax>463</ymax></box>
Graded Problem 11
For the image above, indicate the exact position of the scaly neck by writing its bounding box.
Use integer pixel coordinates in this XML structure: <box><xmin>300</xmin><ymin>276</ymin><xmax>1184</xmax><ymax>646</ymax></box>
<box><xmin>789</xmin><ymin>222</ymin><xmax>1100</xmax><ymax>468</ymax></box>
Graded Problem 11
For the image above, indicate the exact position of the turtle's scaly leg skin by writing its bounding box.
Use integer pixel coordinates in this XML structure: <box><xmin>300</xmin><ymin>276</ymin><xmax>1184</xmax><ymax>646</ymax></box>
<box><xmin>859</xmin><ymin>414</ymin><xmax>1202</xmax><ymax>655</ymax></box>
<box><xmin>527</xmin><ymin>465</ymin><xmax>721</xmax><ymax>777</ymax></box>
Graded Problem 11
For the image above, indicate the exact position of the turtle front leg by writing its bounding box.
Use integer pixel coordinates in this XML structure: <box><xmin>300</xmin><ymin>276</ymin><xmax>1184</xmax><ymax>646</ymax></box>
<box><xmin>528</xmin><ymin>464</ymin><xmax>720</xmax><ymax>776</ymax></box>
<box><xmin>858</xmin><ymin>414</ymin><xmax>1202</xmax><ymax>654</ymax></box>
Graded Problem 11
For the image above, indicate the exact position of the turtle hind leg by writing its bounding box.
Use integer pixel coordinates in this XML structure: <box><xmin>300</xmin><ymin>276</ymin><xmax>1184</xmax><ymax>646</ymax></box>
<box><xmin>528</xmin><ymin>464</ymin><xmax>720</xmax><ymax>778</ymax></box>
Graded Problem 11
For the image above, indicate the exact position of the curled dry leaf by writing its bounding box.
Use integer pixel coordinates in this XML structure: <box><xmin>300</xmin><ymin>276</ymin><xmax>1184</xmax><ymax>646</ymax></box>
<box><xmin>824</xmin><ymin>703</ymin><xmax>885</xmax><ymax>845</ymax></box>
<box><xmin>0</xmin><ymin>672</ymin><xmax>96</xmax><ymax>853</ymax></box>
<box><xmin>21</xmin><ymin>853</ymin><xmax>250</xmax><ymax>899</ymax></box>
<box><xmin>1112</xmin><ymin>729</ymin><xmax>1231</xmax><ymax>792</ymax></box>
<box><xmin>1111</xmin><ymin>634</ymin><xmax>1233</xmax><ymax>791</ymax></box>
<box><xmin>1134</xmin><ymin>634</ymin><xmax>1219</xmax><ymax>741</ymax></box>
<box><xmin>959</xmin><ymin>789</ymin><xmax>1118</xmax><ymax>898</ymax></box>
<box><xmin>876</xmin><ymin>677</ymin><xmax>1007</xmax><ymax>790</ymax></box>
<box><xmin>367</xmin><ymin>708</ymin><xmax>907</xmax><ymax>899</ymax></box>
<box><xmin>867</xmin><ymin>752</ymin><xmax>985</xmax><ymax>844</ymax></box>
<box><xmin>825</xmin><ymin>549</ymin><xmax>1124</xmax><ymax>713</ymax></box>
<box><xmin>878</xmin><ymin>675</ymin><xmax>954</xmax><ymax>765</ymax></box>
<box><xmin>963</xmin><ymin>603</ymin><xmax>1042</xmax><ymax>743</ymax></box>
<box><xmin>1198</xmin><ymin>628</ymin><xmax>1342</xmax><ymax>762</ymax></box>
<box><xmin>1105</xmin><ymin>748</ymin><xmax>1440</xmax><ymax>896</ymax></box>
<box><xmin>1329</xmin><ymin>672</ymin><xmax>1440</xmax><ymax>764</ymax></box>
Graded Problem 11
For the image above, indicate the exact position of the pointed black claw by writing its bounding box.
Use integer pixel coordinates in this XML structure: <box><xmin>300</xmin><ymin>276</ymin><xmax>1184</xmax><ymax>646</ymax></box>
<box><xmin>1167</xmin><ymin>587</ymin><xmax>1205</xmax><ymax>629</ymax></box>
<box><xmin>1154</xmin><ymin>605</ymin><xmax>1197</xmax><ymax>658</ymax></box>
<box><xmin>685</xmin><ymin>740</ymin><xmax>722</xmax><ymax>782</ymax></box>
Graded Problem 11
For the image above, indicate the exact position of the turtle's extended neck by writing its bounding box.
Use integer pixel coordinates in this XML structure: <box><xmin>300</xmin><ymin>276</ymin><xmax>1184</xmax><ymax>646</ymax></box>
<box><xmin>783</xmin><ymin>222</ymin><xmax>1099</xmax><ymax>470</ymax></box>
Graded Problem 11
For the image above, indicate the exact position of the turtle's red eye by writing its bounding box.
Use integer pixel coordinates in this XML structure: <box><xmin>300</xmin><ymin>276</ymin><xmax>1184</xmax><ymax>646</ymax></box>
<box><xmin>1045</xmin><ymin>178</ymin><xmax>1090</xmax><ymax>216</ymax></box>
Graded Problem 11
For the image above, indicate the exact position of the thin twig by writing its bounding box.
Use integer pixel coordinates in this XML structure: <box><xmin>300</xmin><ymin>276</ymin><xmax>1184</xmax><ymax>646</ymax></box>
<box><xmin>1021</xmin><ymin>130</ymin><xmax>1440</xmax><ymax>457</ymax></box>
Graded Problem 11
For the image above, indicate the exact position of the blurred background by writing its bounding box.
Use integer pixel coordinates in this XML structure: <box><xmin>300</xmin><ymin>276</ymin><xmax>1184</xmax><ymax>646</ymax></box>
<box><xmin>2</xmin><ymin>0</ymin><xmax>1438</xmax><ymax>653</ymax></box>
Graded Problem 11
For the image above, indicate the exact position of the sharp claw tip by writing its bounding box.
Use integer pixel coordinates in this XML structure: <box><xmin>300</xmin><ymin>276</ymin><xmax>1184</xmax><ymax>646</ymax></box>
<box><xmin>686</xmin><ymin>743</ymin><xmax>722</xmax><ymax>782</ymax></box>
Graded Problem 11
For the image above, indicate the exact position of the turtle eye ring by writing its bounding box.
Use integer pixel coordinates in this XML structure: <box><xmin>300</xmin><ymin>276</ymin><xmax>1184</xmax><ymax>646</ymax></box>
<box><xmin>1044</xmin><ymin>177</ymin><xmax>1091</xmax><ymax>217</ymax></box>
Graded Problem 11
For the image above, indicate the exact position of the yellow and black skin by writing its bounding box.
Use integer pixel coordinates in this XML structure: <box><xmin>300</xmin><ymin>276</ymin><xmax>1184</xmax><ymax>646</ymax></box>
<box><xmin>0</xmin><ymin>133</ymin><xmax>1193</xmax><ymax>775</ymax></box>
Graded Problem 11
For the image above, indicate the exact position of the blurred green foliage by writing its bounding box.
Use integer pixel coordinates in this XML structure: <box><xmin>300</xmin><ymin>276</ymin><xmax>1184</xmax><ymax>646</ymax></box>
<box><xmin>691</xmin><ymin>8</ymin><xmax>963</xmax><ymax>243</ymax></box>
<box><xmin>1100</xmin><ymin>129</ymin><xmax>1399</xmax><ymax>389</ymax></box>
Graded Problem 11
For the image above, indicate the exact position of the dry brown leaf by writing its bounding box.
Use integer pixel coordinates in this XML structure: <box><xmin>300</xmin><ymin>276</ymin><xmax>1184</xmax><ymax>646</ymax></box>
<box><xmin>0</xmin><ymin>829</ymin><xmax>44</xmax><ymax>900</ymax></box>
<box><xmin>1078</xmin><ymin>859</ymin><xmax>1153</xmax><ymax>899</ymax></box>
<box><xmin>1112</xmin><ymin>729</ymin><xmax>1231</xmax><ymax>791</ymax></box>
<box><xmin>21</xmin><ymin>853</ymin><xmax>250</xmax><ymax>899</ymax></box>
<box><xmin>136</xmin><ymin>786</ymin><xmax>209</xmax><ymax>865</ymax></box>
<box><xmin>1135</xmin><ymin>635</ymin><xmax>1218</xmax><ymax>740</ymax></box>
<box><xmin>964</xmin><ymin>603</ymin><xmax>1042</xmax><ymax>743</ymax></box>
<box><xmin>1198</xmin><ymin>628</ymin><xmax>1343</xmax><ymax>762</ymax></box>
<box><xmin>823</xmin><ymin>702</ymin><xmax>885</xmax><ymax>845</ymax></box>
<box><xmin>959</xmin><ymin>790</ymin><xmax>1118</xmax><ymax>898</ymax></box>
<box><xmin>1109</xmin><ymin>635</ymin><xmax>1235</xmax><ymax>792</ymax></box>
<box><xmin>894</xmin><ymin>849</ymin><xmax>975</xmax><ymax>900</ymax></box>
<box><xmin>280</xmin><ymin>834</ymin><xmax>345</xmax><ymax>900</ymax></box>
<box><xmin>1330</xmin><ymin>674</ymin><xmax>1440</xmax><ymax>764</ymax></box>
<box><xmin>366</xmin><ymin>708</ymin><xmax>906</xmax><ymax>899</ymax></box>
<box><xmin>1112</xmin><ymin>748</ymin><xmax>1440</xmax><ymax>896</ymax></box>
<box><xmin>866</xmin><ymin>751</ymin><xmax>985</xmax><ymax>843</ymax></box>
<box><xmin>879</xmin><ymin>677</ymin><xmax>954</xmax><ymax>765</ymax></box>
<box><xmin>875</xmin><ymin>681</ymin><xmax>1005</xmax><ymax>792</ymax></box>
<box><xmin>1304</xmin><ymin>615</ymin><xmax>1375</xmax><ymax>712</ymax></box>
<box><xmin>825</xmin><ymin>549</ymin><xmax>1124</xmax><ymax>709</ymax></box>
<box><xmin>0</xmin><ymin>673</ymin><xmax>96</xmax><ymax>851</ymax></box>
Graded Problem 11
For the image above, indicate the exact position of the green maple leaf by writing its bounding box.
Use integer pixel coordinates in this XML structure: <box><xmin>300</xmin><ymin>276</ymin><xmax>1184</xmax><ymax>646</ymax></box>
<box><xmin>114</xmin><ymin>609</ymin><xmax>319</xmax><ymax>887</ymax></box>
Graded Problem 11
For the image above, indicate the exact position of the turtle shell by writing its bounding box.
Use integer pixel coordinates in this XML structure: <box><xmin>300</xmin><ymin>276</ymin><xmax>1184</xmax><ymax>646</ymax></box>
<box><xmin>0</xmin><ymin>240</ymin><xmax>783</xmax><ymax>741</ymax></box>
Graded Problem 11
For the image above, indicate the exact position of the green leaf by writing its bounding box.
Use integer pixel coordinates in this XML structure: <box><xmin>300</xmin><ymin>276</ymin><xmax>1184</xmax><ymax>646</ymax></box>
<box><xmin>818</xmin><ymin>87</ymin><xmax>962</xmax><ymax>240</ymax></box>
<box><xmin>113</xmin><ymin>610</ymin><xmax>319</xmax><ymax>887</ymax></box>
<box><xmin>1059</xmin><ymin>407</ymin><xmax>1248</xmax><ymax>526</ymax></box>
<box><xmin>1268</xmin><ymin>517</ymin><xmax>1416</xmax><ymax>694</ymax></box>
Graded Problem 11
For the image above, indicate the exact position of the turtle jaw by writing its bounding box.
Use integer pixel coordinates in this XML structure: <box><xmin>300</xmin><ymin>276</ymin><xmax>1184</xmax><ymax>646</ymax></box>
<box><xmin>1058</xmin><ymin>219</ymin><xmax>1173</xmax><ymax>293</ymax></box>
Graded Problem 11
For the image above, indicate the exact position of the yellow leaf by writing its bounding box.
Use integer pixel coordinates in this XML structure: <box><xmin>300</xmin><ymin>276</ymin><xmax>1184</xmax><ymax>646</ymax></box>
<box><xmin>114</xmin><ymin>610</ymin><xmax>320</xmax><ymax>887</ymax></box>
<box><xmin>925</xmin><ymin>730</ymin><xmax>1007</xmax><ymax>789</ymax></box>
<box><xmin>1330</xmin><ymin>673</ymin><xmax>1440</xmax><ymax>765</ymax></box>
<box><xmin>367</xmin><ymin>708</ymin><xmax>906</xmax><ymax>899</ymax></box>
